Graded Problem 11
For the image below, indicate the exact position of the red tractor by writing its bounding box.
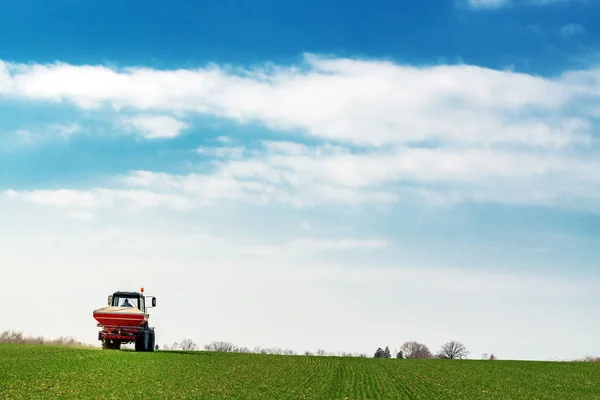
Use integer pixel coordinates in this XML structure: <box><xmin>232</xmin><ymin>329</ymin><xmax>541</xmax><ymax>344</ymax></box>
<box><xmin>93</xmin><ymin>288</ymin><xmax>157</xmax><ymax>352</ymax></box>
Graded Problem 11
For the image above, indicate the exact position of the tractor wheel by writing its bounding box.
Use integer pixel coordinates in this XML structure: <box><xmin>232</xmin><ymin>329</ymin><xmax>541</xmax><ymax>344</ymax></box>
<box><xmin>135</xmin><ymin>331</ymin><xmax>150</xmax><ymax>352</ymax></box>
<box><xmin>135</xmin><ymin>333</ymin><xmax>144</xmax><ymax>352</ymax></box>
<box><xmin>148</xmin><ymin>330</ymin><xmax>155</xmax><ymax>352</ymax></box>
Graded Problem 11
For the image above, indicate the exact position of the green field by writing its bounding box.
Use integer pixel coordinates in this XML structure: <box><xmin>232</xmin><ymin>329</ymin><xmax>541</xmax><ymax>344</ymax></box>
<box><xmin>1</xmin><ymin>344</ymin><xmax>599</xmax><ymax>399</ymax></box>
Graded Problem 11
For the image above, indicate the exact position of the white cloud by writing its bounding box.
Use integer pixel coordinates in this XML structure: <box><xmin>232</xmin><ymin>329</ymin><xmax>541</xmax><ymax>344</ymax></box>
<box><xmin>2</xmin><ymin>123</ymin><xmax>81</xmax><ymax>150</ymax></box>
<box><xmin>0</xmin><ymin>55</ymin><xmax>597</xmax><ymax>149</ymax></box>
<box><xmin>262</xmin><ymin>141</ymin><xmax>310</xmax><ymax>156</ymax></box>
<box><xmin>196</xmin><ymin>146</ymin><xmax>247</xmax><ymax>159</ymax></box>
<box><xmin>121</xmin><ymin>114</ymin><xmax>189</xmax><ymax>139</ymax></box>
<box><xmin>2</xmin><ymin>55</ymin><xmax>600</xmax><ymax>211</ymax></box>
<box><xmin>466</xmin><ymin>0</ymin><xmax>511</xmax><ymax>9</ymax></box>
<box><xmin>3</xmin><ymin>189</ymin><xmax>99</xmax><ymax>209</ymax></box>
<box><xmin>53</xmin><ymin>123</ymin><xmax>81</xmax><ymax>138</ymax></box>
<box><xmin>466</xmin><ymin>0</ymin><xmax>583</xmax><ymax>9</ymax></box>
<box><xmin>4</xmin><ymin>136</ymin><xmax>600</xmax><ymax>212</ymax></box>
<box><xmin>216</xmin><ymin>135</ymin><xmax>233</xmax><ymax>144</ymax></box>
<box><xmin>2</xmin><ymin>188</ymin><xmax>192</xmax><ymax>211</ymax></box>
<box><xmin>12</xmin><ymin>129</ymin><xmax>36</xmax><ymax>144</ymax></box>
<box><xmin>560</xmin><ymin>23</ymin><xmax>586</xmax><ymax>37</ymax></box>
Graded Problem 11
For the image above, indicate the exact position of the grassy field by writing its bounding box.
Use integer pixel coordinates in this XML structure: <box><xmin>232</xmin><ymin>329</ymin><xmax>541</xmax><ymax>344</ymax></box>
<box><xmin>1</xmin><ymin>344</ymin><xmax>600</xmax><ymax>399</ymax></box>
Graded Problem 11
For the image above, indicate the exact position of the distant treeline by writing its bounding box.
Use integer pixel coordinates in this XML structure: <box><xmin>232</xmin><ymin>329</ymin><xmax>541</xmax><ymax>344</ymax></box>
<box><xmin>0</xmin><ymin>330</ymin><xmax>90</xmax><ymax>347</ymax></box>
<box><xmin>161</xmin><ymin>339</ymin><xmax>600</xmax><ymax>363</ymax></box>
<box><xmin>3</xmin><ymin>330</ymin><xmax>600</xmax><ymax>362</ymax></box>
<box><xmin>161</xmin><ymin>339</ymin><xmax>369</xmax><ymax>358</ymax></box>
<box><xmin>161</xmin><ymin>339</ymin><xmax>473</xmax><ymax>360</ymax></box>
<box><xmin>373</xmin><ymin>340</ymin><xmax>470</xmax><ymax>360</ymax></box>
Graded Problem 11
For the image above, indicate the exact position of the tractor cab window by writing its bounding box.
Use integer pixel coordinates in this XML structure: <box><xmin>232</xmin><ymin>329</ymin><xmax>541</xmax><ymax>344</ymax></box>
<box><xmin>115</xmin><ymin>297</ymin><xmax>139</xmax><ymax>309</ymax></box>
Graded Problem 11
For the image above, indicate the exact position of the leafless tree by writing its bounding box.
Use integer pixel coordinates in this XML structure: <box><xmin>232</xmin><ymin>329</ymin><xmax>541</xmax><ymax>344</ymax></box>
<box><xmin>180</xmin><ymin>338</ymin><xmax>198</xmax><ymax>351</ymax></box>
<box><xmin>204</xmin><ymin>341</ymin><xmax>236</xmax><ymax>352</ymax></box>
<box><xmin>316</xmin><ymin>349</ymin><xmax>328</xmax><ymax>356</ymax></box>
<box><xmin>235</xmin><ymin>346</ymin><xmax>251</xmax><ymax>353</ymax></box>
<box><xmin>400</xmin><ymin>341</ymin><xmax>433</xmax><ymax>359</ymax></box>
<box><xmin>577</xmin><ymin>356</ymin><xmax>600</xmax><ymax>362</ymax></box>
<box><xmin>437</xmin><ymin>341</ymin><xmax>469</xmax><ymax>359</ymax></box>
<box><xmin>255</xmin><ymin>347</ymin><xmax>296</xmax><ymax>355</ymax></box>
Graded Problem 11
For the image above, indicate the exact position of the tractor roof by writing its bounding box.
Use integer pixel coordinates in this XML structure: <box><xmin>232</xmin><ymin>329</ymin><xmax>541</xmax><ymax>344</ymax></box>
<box><xmin>113</xmin><ymin>291</ymin><xmax>143</xmax><ymax>297</ymax></box>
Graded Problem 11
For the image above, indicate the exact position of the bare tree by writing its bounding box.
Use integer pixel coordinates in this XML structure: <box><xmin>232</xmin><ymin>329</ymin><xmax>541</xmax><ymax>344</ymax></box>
<box><xmin>236</xmin><ymin>346</ymin><xmax>251</xmax><ymax>353</ymax></box>
<box><xmin>204</xmin><ymin>341</ymin><xmax>236</xmax><ymax>352</ymax></box>
<box><xmin>400</xmin><ymin>341</ymin><xmax>433</xmax><ymax>359</ymax></box>
<box><xmin>254</xmin><ymin>347</ymin><xmax>296</xmax><ymax>355</ymax></box>
<box><xmin>437</xmin><ymin>341</ymin><xmax>469</xmax><ymax>359</ymax></box>
<box><xmin>339</xmin><ymin>351</ymin><xmax>358</xmax><ymax>357</ymax></box>
<box><xmin>180</xmin><ymin>338</ymin><xmax>198</xmax><ymax>351</ymax></box>
<box><xmin>577</xmin><ymin>356</ymin><xmax>600</xmax><ymax>362</ymax></box>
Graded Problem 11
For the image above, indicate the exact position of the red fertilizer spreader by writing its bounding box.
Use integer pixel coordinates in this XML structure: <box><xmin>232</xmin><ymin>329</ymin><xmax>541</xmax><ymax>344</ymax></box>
<box><xmin>93</xmin><ymin>288</ymin><xmax>157</xmax><ymax>352</ymax></box>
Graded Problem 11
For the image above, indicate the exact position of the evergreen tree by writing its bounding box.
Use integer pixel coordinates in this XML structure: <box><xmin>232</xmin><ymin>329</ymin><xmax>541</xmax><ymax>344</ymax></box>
<box><xmin>384</xmin><ymin>346</ymin><xmax>391</xmax><ymax>358</ymax></box>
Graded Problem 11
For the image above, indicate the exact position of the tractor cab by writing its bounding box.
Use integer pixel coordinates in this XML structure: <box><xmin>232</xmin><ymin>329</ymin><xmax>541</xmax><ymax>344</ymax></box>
<box><xmin>108</xmin><ymin>289</ymin><xmax>156</xmax><ymax>313</ymax></box>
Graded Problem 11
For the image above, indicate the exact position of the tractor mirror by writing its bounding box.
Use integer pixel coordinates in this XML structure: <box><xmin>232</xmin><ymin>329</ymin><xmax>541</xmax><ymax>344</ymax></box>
<box><xmin>107</xmin><ymin>295</ymin><xmax>113</xmax><ymax>306</ymax></box>
<box><xmin>152</xmin><ymin>297</ymin><xmax>156</xmax><ymax>307</ymax></box>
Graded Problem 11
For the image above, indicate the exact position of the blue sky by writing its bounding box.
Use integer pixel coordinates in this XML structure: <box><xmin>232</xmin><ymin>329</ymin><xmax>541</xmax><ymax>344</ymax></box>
<box><xmin>1</xmin><ymin>0</ymin><xmax>600</xmax><ymax>360</ymax></box>
<box><xmin>1</xmin><ymin>0</ymin><xmax>598</xmax><ymax>71</ymax></box>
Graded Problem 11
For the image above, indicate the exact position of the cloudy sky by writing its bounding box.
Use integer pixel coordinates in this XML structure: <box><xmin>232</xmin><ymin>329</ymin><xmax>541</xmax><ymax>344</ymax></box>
<box><xmin>1</xmin><ymin>0</ymin><xmax>600</xmax><ymax>361</ymax></box>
